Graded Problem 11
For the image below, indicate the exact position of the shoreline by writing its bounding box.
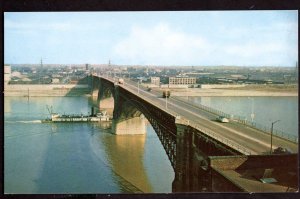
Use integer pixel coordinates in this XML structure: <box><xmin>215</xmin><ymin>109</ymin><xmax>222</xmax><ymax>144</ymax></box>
<box><xmin>162</xmin><ymin>88</ymin><xmax>298</xmax><ymax>97</ymax></box>
<box><xmin>4</xmin><ymin>84</ymin><xmax>298</xmax><ymax>97</ymax></box>
<box><xmin>4</xmin><ymin>84</ymin><xmax>90</xmax><ymax>97</ymax></box>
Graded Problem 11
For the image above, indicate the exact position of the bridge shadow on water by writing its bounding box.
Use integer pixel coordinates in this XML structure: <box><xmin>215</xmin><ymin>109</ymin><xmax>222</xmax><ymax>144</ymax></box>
<box><xmin>31</xmin><ymin>122</ymin><xmax>120</xmax><ymax>193</ymax></box>
<box><xmin>87</xmin><ymin>97</ymin><xmax>175</xmax><ymax>193</ymax></box>
<box><xmin>98</xmin><ymin>131</ymin><xmax>152</xmax><ymax>192</ymax></box>
<box><xmin>32</xmin><ymin>91</ymin><xmax>172</xmax><ymax>193</ymax></box>
<box><xmin>34</xmin><ymin>125</ymin><xmax>173</xmax><ymax>193</ymax></box>
<box><xmin>32</xmin><ymin>123</ymin><xmax>157</xmax><ymax>194</ymax></box>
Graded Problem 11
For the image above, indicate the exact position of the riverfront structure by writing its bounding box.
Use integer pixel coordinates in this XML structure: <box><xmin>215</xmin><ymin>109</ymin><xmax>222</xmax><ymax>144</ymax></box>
<box><xmin>168</xmin><ymin>77</ymin><xmax>196</xmax><ymax>85</ymax></box>
<box><xmin>90</xmin><ymin>75</ymin><xmax>298</xmax><ymax>192</ymax></box>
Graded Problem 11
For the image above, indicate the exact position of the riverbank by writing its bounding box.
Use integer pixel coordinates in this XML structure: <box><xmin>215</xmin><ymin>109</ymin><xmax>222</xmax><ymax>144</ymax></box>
<box><xmin>160</xmin><ymin>85</ymin><xmax>298</xmax><ymax>97</ymax></box>
<box><xmin>4</xmin><ymin>84</ymin><xmax>90</xmax><ymax>97</ymax></box>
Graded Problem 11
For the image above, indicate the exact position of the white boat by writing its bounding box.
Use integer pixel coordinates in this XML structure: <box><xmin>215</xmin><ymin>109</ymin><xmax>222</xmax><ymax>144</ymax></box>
<box><xmin>42</xmin><ymin>106</ymin><xmax>111</xmax><ymax>123</ymax></box>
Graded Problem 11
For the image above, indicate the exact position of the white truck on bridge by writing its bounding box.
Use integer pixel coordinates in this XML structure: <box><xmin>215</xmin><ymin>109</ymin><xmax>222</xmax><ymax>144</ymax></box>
<box><xmin>118</xmin><ymin>78</ymin><xmax>124</xmax><ymax>84</ymax></box>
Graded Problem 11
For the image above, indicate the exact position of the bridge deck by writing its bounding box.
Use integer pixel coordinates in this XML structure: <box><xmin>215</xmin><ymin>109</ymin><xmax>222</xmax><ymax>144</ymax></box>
<box><xmin>99</xmin><ymin>76</ymin><xmax>298</xmax><ymax>155</ymax></box>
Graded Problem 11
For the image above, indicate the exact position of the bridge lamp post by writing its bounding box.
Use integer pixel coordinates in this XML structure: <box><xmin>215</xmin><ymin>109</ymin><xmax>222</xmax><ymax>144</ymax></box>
<box><xmin>248</xmin><ymin>97</ymin><xmax>255</xmax><ymax>122</ymax></box>
<box><xmin>165</xmin><ymin>96</ymin><xmax>168</xmax><ymax>110</ymax></box>
<box><xmin>270</xmin><ymin>120</ymin><xmax>280</xmax><ymax>154</ymax></box>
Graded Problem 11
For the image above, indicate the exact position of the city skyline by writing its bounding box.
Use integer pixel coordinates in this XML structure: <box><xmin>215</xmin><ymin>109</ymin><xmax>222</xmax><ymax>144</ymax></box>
<box><xmin>4</xmin><ymin>11</ymin><xmax>298</xmax><ymax>67</ymax></box>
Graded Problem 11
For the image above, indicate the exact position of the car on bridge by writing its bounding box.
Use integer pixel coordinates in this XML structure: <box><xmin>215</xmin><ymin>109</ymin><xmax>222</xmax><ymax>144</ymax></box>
<box><xmin>118</xmin><ymin>78</ymin><xmax>124</xmax><ymax>84</ymax></box>
<box><xmin>273</xmin><ymin>147</ymin><xmax>292</xmax><ymax>154</ymax></box>
<box><xmin>216</xmin><ymin>116</ymin><xmax>229</xmax><ymax>123</ymax></box>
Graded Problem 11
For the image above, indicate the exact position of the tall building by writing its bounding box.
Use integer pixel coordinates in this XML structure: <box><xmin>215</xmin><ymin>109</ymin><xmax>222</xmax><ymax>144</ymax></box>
<box><xmin>4</xmin><ymin>65</ymin><xmax>11</xmax><ymax>84</ymax></box>
<box><xmin>168</xmin><ymin>77</ymin><xmax>196</xmax><ymax>85</ymax></box>
<box><xmin>151</xmin><ymin>77</ymin><xmax>160</xmax><ymax>86</ymax></box>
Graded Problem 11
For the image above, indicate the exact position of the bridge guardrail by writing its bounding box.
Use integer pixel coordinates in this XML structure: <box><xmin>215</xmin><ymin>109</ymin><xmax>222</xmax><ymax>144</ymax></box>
<box><xmin>172</xmin><ymin>96</ymin><xmax>298</xmax><ymax>144</ymax></box>
<box><xmin>234</xmin><ymin>117</ymin><xmax>298</xmax><ymax>143</ymax></box>
<box><xmin>176</xmin><ymin>118</ymin><xmax>252</xmax><ymax>156</ymax></box>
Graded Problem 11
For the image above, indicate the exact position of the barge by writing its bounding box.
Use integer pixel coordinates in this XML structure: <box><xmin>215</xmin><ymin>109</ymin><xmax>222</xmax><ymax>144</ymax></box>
<box><xmin>42</xmin><ymin>106</ymin><xmax>111</xmax><ymax>123</ymax></box>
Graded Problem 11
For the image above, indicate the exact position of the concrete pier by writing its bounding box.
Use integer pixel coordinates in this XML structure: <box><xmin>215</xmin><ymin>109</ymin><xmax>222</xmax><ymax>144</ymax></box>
<box><xmin>112</xmin><ymin>116</ymin><xmax>147</xmax><ymax>135</ymax></box>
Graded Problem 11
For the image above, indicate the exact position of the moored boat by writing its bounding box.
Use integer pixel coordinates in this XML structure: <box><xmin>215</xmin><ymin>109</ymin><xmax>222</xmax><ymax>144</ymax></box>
<box><xmin>42</xmin><ymin>106</ymin><xmax>111</xmax><ymax>123</ymax></box>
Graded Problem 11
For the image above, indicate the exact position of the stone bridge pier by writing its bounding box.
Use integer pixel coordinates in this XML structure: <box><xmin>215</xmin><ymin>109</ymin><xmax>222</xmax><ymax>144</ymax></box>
<box><xmin>112</xmin><ymin>109</ymin><xmax>147</xmax><ymax>135</ymax></box>
<box><xmin>172</xmin><ymin>123</ymin><xmax>242</xmax><ymax>192</ymax></box>
<box><xmin>112</xmin><ymin>86</ymin><xmax>150</xmax><ymax>135</ymax></box>
<box><xmin>91</xmin><ymin>75</ymin><xmax>100</xmax><ymax>98</ymax></box>
<box><xmin>91</xmin><ymin>76</ymin><xmax>114</xmax><ymax>115</ymax></box>
<box><xmin>172</xmin><ymin>124</ymin><xmax>208</xmax><ymax>192</ymax></box>
<box><xmin>98</xmin><ymin>87</ymin><xmax>114</xmax><ymax>116</ymax></box>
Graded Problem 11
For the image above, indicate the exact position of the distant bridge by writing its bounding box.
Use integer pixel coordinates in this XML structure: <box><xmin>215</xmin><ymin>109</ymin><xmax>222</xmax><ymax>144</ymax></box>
<box><xmin>90</xmin><ymin>75</ymin><xmax>298</xmax><ymax>192</ymax></box>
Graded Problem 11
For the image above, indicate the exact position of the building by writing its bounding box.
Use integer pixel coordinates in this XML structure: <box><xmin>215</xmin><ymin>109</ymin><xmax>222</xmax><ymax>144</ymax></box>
<box><xmin>168</xmin><ymin>77</ymin><xmax>196</xmax><ymax>85</ymax></box>
<box><xmin>151</xmin><ymin>77</ymin><xmax>160</xmax><ymax>86</ymax></box>
<box><xmin>52</xmin><ymin>78</ymin><xmax>60</xmax><ymax>84</ymax></box>
<box><xmin>4</xmin><ymin>65</ymin><xmax>11</xmax><ymax>84</ymax></box>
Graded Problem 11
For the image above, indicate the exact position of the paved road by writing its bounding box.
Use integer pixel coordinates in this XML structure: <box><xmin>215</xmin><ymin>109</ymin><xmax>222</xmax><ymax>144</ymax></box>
<box><xmin>103</xmin><ymin>76</ymin><xmax>298</xmax><ymax>155</ymax></box>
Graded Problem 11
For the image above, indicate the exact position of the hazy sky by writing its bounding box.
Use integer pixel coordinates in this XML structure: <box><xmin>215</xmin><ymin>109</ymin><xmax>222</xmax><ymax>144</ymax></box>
<box><xmin>4</xmin><ymin>11</ymin><xmax>298</xmax><ymax>66</ymax></box>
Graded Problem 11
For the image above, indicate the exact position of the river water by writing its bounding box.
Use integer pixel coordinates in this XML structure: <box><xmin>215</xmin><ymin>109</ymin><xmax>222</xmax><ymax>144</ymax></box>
<box><xmin>178</xmin><ymin>96</ymin><xmax>298</xmax><ymax>137</ymax></box>
<box><xmin>4</xmin><ymin>96</ymin><xmax>298</xmax><ymax>193</ymax></box>
<box><xmin>4</xmin><ymin>96</ymin><xmax>174</xmax><ymax>194</ymax></box>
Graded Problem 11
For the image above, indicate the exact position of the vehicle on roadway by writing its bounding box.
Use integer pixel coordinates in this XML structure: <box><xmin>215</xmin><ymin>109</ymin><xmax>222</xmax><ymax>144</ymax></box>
<box><xmin>273</xmin><ymin>147</ymin><xmax>292</xmax><ymax>154</ymax></box>
<box><xmin>163</xmin><ymin>90</ymin><xmax>171</xmax><ymax>98</ymax></box>
<box><xmin>118</xmin><ymin>78</ymin><xmax>124</xmax><ymax>84</ymax></box>
<box><xmin>216</xmin><ymin>116</ymin><xmax>229</xmax><ymax>123</ymax></box>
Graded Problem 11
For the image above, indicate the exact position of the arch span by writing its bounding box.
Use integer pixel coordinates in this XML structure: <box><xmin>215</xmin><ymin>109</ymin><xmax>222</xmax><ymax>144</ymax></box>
<box><xmin>112</xmin><ymin>85</ymin><xmax>178</xmax><ymax>169</ymax></box>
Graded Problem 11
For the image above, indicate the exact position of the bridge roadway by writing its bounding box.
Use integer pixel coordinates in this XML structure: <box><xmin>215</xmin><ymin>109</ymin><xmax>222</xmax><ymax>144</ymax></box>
<box><xmin>101</xmin><ymin>76</ymin><xmax>298</xmax><ymax>155</ymax></box>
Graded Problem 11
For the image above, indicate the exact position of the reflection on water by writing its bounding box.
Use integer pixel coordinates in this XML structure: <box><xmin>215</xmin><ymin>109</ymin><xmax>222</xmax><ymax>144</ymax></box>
<box><xmin>4</xmin><ymin>96</ymin><xmax>174</xmax><ymax>193</ymax></box>
<box><xmin>102</xmin><ymin>134</ymin><xmax>152</xmax><ymax>192</ymax></box>
<box><xmin>113</xmin><ymin>116</ymin><xmax>147</xmax><ymax>135</ymax></box>
<box><xmin>4</xmin><ymin>96</ymin><xmax>11</xmax><ymax>113</ymax></box>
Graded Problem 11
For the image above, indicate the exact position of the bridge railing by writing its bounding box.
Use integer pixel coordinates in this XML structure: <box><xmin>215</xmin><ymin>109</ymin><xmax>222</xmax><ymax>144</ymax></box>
<box><xmin>234</xmin><ymin>117</ymin><xmax>298</xmax><ymax>143</ymax></box>
<box><xmin>172</xmin><ymin>96</ymin><xmax>298</xmax><ymax>144</ymax></box>
<box><xmin>176</xmin><ymin>118</ymin><xmax>252</xmax><ymax>156</ymax></box>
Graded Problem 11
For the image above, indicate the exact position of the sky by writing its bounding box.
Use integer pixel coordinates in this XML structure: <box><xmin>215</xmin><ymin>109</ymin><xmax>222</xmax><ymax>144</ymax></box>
<box><xmin>4</xmin><ymin>11</ymin><xmax>298</xmax><ymax>67</ymax></box>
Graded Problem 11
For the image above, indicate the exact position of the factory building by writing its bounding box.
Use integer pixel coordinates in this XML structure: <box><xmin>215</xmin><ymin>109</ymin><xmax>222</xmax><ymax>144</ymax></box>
<box><xmin>168</xmin><ymin>77</ymin><xmax>196</xmax><ymax>85</ymax></box>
